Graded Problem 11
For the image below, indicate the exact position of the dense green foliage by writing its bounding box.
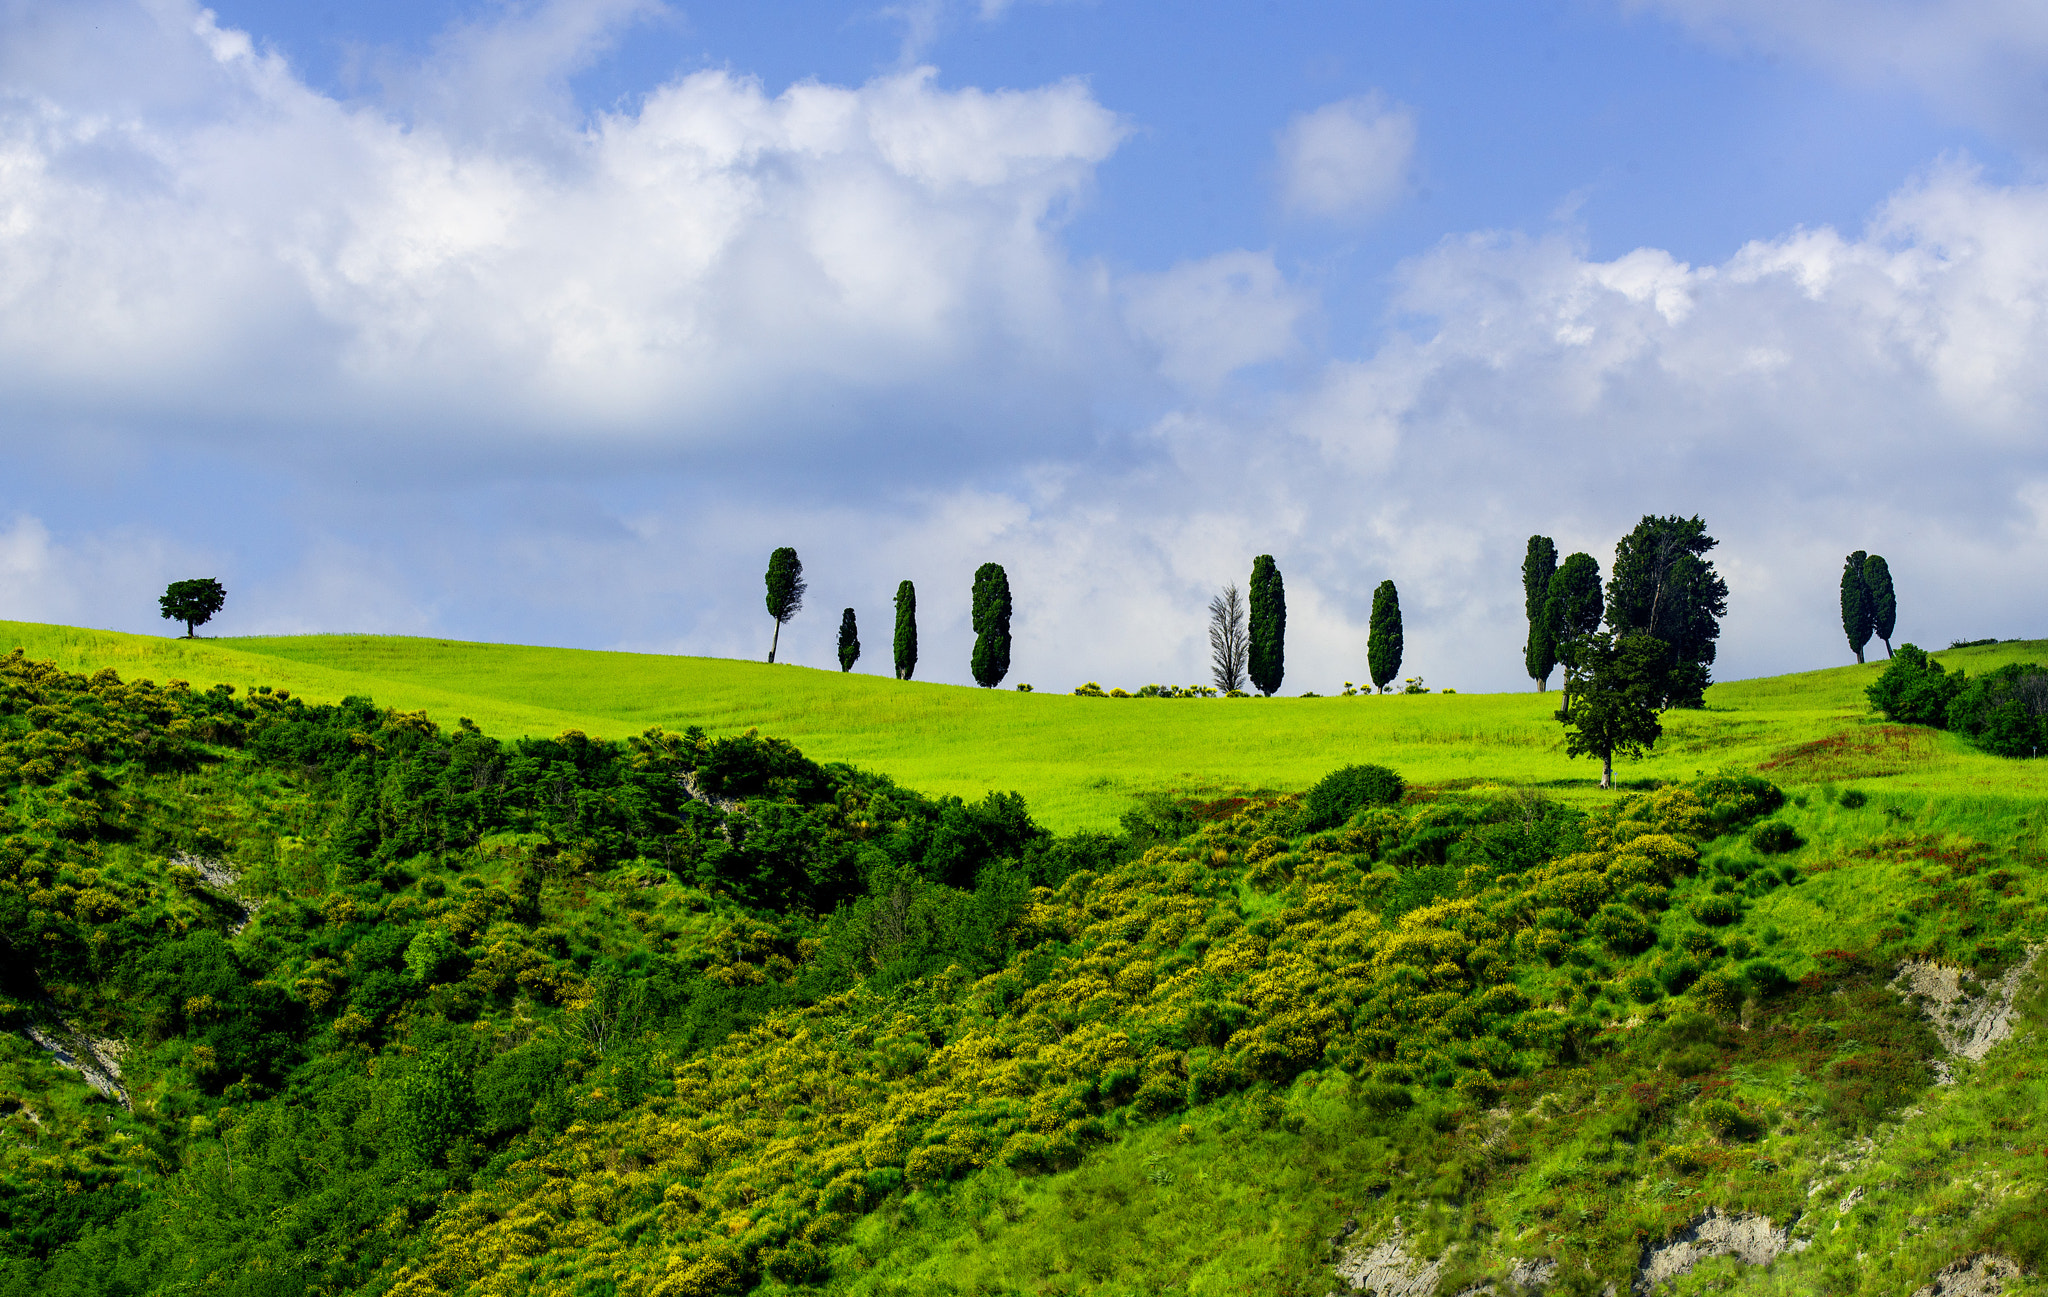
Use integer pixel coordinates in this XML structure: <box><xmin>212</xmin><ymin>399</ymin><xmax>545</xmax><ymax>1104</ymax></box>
<box><xmin>1865</xmin><ymin>554</ymin><xmax>1897</xmax><ymax>656</ymax></box>
<box><xmin>1867</xmin><ymin>644</ymin><xmax>1965</xmax><ymax>729</ymax></box>
<box><xmin>1841</xmin><ymin>550</ymin><xmax>1874</xmax><ymax>663</ymax></box>
<box><xmin>1522</xmin><ymin>537</ymin><xmax>1558</xmax><ymax>691</ymax></box>
<box><xmin>1606</xmin><ymin>516</ymin><xmax>1728</xmax><ymax>709</ymax></box>
<box><xmin>836</xmin><ymin>610</ymin><xmax>859</xmax><ymax>674</ymax></box>
<box><xmin>157</xmin><ymin>579</ymin><xmax>225</xmax><ymax>639</ymax></box>
<box><xmin>1866</xmin><ymin>645</ymin><xmax>2048</xmax><ymax>758</ymax></box>
<box><xmin>763</xmin><ymin>549</ymin><xmax>805</xmax><ymax>665</ymax></box>
<box><xmin>1248</xmin><ymin>557</ymin><xmax>1285</xmax><ymax>697</ymax></box>
<box><xmin>1368</xmin><ymin>579</ymin><xmax>1402</xmax><ymax>693</ymax></box>
<box><xmin>0</xmin><ymin>642</ymin><xmax>2044</xmax><ymax>1297</ymax></box>
<box><xmin>891</xmin><ymin>582</ymin><xmax>916</xmax><ymax>681</ymax></box>
<box><xmin>1545</xmin><ymin>553</ymin><xmax>1603</xmax><ymax>721</ymax></box>
<box><xmin>1561</xmin><ymin>632</ymin><xmax>1669</xmax><ymax>788</ymax></box>
<box><xmin>969</xmin><ymin>564</ymin><xmax>1012</xmax><ymax>689</ymax></box>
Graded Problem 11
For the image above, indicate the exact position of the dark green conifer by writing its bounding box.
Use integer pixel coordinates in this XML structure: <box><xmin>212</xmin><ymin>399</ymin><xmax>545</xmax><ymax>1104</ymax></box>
<box><xmin>1841</xmin><ymin>550</ymin><xmax>1874</xmax><ymax>664</ymax></box>
<box><xmin>893</xmin><ymin>581</ymin><xmax>917</xmax><ymax>680</ymax></box>
<box><xmin>1523</xmin><ymin>535</ymin><xmax>1558</xmax><ymax>691</ymax></box>
<box><xmin>970</xmin><ymin>563</ymin><xmax>1011</xmax><ymax>688</ymax></box>
<box><xmin>1863</xmin><ymin>554</ymin><xmax>1896</xmax><ymax>658</ymax></box>
<box><xmin>764</xmin><ymin>547</ymin><xmax>805</xmax><ymax>664</ymax></box>
<box><xmin>1247</xmin><ymin>555</ymin><xmax>1286</xmax><ymax>696</ymax></box>
<box><xmin>838</xmin><ymin>608</ymin><xmax>860</xmax><ymax>672</ymax></box>
<box><xmin>1545</xmin><ymin>553</ymin><xmax>1603</xmax><ymax>719</ymax></box>
<box><xmin>1604</xmin><ymin>515</ymin><xmax>1727</xmax><ymax>708</ymax></box>
<box><xmin>1368</xmin><ymin>579</ymin><xmax>1402</xmax><ymax>693</ymax></box>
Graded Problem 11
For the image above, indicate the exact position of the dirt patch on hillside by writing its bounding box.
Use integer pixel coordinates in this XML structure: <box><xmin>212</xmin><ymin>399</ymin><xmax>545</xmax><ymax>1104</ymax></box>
<box><xmin>1892</xmin><ymin>948</ymin><xmax>2038</xmax><ymax>1064</ymax></box>
<box><xmin>1632</xmin><ymin>1209</ymin><xmax>1807</xmax><ymax>1294</ymax></box>
<box><xmin>1912</xmin><ymin>1253</ymin><xmax>2023</xmax><ymax>1297</ymax></box>
<box><xmin>1758</xmin><ymin>726</ymin><xmax>1936</xmax><ymax>781</ymax></box>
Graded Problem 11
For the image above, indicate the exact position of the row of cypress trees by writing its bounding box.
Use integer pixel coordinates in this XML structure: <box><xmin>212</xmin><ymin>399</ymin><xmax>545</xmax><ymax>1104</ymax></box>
<box><xmin>764</xmin><ymin>549</ymin><xmax>1014</xmax><ymax>686</ymax></box>
<box><xmin>1210</xmin><ymin>557</ymin><xmax>1406</xmax><ymax>696</ymax></box>
<box><xmin>1840</xmin><ymin>552</ymin><xmax>1896</xmax><ymax>663</ymax></box>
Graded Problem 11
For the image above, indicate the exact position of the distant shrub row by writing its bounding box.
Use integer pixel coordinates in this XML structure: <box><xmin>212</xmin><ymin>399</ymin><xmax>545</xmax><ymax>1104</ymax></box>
<box><xmin>1867</xmin><ymin>643</ymin><xmax>2048</xmax><ymax>758</ymax></box>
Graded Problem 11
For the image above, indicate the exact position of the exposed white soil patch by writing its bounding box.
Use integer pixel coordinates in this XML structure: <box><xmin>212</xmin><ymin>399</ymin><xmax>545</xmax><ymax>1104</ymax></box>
<box><xmin>1892</xmin><ymin>949</ymin><xmax>2038</xmax><ymax>1062</ymax></box>
<box><xmin>1912</xmin><ymin>1253</ymin><xmax>2023</xmax><ymax>1297</ymax></box>
<box><xmin>1632</xmin><ymin>1209</ymin><xmax>1808</xmax><ymax>1294</ymax></box>
<box><xmin>175</xmin><ymin>852</ymin><xmax>256</xmax><ymax>934</ymax></box>
<box><xmin>1450</xmin><ymin>1258</ymin><xmax>1561</xmax><ymax>1295</ymax></box>
<box><xmin>24</xmin><ymin>1025</ymin><xmax>129</xmax><ymax>1108</ymax></box>
<box><xmin>1333</xmin><ymin>1222</ymin><xmax>1442</xmax><ymax>1296</ymax></box>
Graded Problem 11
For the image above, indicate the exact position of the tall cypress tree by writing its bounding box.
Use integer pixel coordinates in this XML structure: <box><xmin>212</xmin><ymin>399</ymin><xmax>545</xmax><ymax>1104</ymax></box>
<box><xmin>1604</xmin><ymin>515</ymin><xmax>1727</xmax><ymax>708</ymax></box>
<box><xmin>970</xmin><ymin>563</ymin><xmax>1012</xmax><ymax>688</ymax></box>
<box><xmin>1841</xmin><ymin>550</ymin><xmax>1874</xmax><ymax>664</ymax></box>
<box><xmin>1247</xmin><ymin>555</ymin><xmax>1286</xmax><ymax>696</ymax></box>
<box><xmin>893</xmin><ymin>581</ymin><xmax>917</xmax><ymax>680</ymax></box>
<box><xmin>837</xmin><ymin>608</ymin><xmax>860</xmax><ymax>672</ymax></box>
<box><xmin>763</xmin><ymin>547</ymin><xmax>805</xmax><ymax>664</ymax></box>
<box><xmin>1863</xmin><ymin>554</ymin><xmax>1896</xmax><ymax>658</ymax></box>
<box><xmin>1367</xmin><ymin>579</ymin><xmax>1402</xmax><ymax>693</ymax></box>
<box><xmin>1545</xmin><ymin>553</ymin><xmax>1603</xmax><ymax>720</ymax></box>
<box><xmin>1523</xmin><ymin>535</ymin><xmax>1558</xmax><ymax>691</ymax></box>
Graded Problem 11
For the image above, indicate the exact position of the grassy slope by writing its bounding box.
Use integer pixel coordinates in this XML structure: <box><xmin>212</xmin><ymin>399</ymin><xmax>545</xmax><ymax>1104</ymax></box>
<box><xmin>6</xmin><ymin>621</ymin><xmax>2046</xmax><ymax>830</ymax></box>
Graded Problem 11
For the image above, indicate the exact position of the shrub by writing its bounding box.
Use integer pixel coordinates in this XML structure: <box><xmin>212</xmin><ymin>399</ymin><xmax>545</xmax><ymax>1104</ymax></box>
<box><xmin>1694</xmin><ymin>969</ymin><xmax>1742</xmax><ymax>1017</ymax></box>
<box><xmin>1690</xmin><ymin>895</ymin><xmax>1740</xmax><ymax>926</ymax></box>
<box><xmin>1696</xmin><ymin>1097</ymin><xmax>1745</xmax><ymax>1139</ymax></box>
<box><xmin>1838</xmin><ymin>788</ymin><xmax>1867</xmax><ymax>809</ymax></box>
<box><xmin>1865</xmin><ymin>643</ymin><xmax>1964</xmax><ymax>726</ymax></box>
<box><xmin>1749</xmin><ymin>822</ymin><xmax>1803</xmax><ymax>854</ymax></box>
<box><xmin>1742</xmin><ymin>959</ymin><xmax>1792</xmax><ymax>997</ymax></box>
<box><xmin>1947</xmin><ymin>663</ymin><xmax>2048</xmax><ymax>757</ymax></box>
<box><xmin>1359</xmin><ymin>1080</ymin><xmax>1416</xmax><ymax>1114</ymax></box>
<box><xmin>1626</xmin><ymin>972</ymin><xmax>1663</xmax><ymax>1003</ymax></box>
<box><xmin>1590</xmin><ymin>902</ymin><xmax>1655</xmax><ymax>953</ymax></box>
<box><xmin>1301</xmin><ymin>764</ymin><xmax>1406</xmax><ymax>831</ymax></box>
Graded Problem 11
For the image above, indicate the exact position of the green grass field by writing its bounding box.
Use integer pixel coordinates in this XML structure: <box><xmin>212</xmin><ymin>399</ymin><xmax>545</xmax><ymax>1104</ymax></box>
<box><xmin>6</xmin><ymin>619</ymin><xmax>2045</xmax><ymax>829</ymax></box>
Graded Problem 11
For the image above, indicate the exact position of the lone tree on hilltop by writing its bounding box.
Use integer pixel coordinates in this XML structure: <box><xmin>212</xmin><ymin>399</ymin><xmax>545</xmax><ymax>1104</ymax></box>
<box><xmin>1864</xmin><ymin>554</ymin><xmax>1897</xmax><ymax>658</ymax></box>
<box><xmin>764</xmin><ymin>547</ymin><xmax>806</xmax><ymax>664</ymax></box>
<box><xmin>838</xmin><ymin>608</ymin><xmax>860</xmax><ymax>672</ymax></box>
<box><xmin>159</xmin><ymin>578</ymin><xmax>226</xmax><ymax>638</ymax></box>
<box><xmin>970</xmin><ymin>563</ymin><xmax>1011</xmax><ymax>688</ymax></box>
<box><xmin>893</xmin><ymin>581</ymin><xmax>917</xmax><ymax>680</ymax></box>
<box><xmin>1368</xmin><ymin>579</ymin><xmax>1402</xmax><ymax>693</ymax></box>
<box><xmin>1841</xmin><ymin>550</ymin><xmax>1875</xmax><ymax>663</ymax></box>
<box><xmin>1605</xmin><ymin>514</ymin><xmax>1727</xmax><ymax>708</ymax></box>
<box><xmin>1562</xmin><ymin>631</ymin><xmax>1669</xmax><ymax>789</ymax></box>
<box><xmin>1545</xmin><ymin>553</ymin><xmax>1603</xmax><ymax>720</ymax></box>
<box><xmin>1209</xmin><ymin>583</ymin><xmax>1248</xmax><ymax>694</ymax></box>
<box><xmin>1523</xmin><ymin>535</ymin><xmax>1558</xmax><ymax>692</ymax></box>
<box><xmin>1248</xmin><ymin>556</ymin><xmax>1286</xmax><ymax>696</ymax></box>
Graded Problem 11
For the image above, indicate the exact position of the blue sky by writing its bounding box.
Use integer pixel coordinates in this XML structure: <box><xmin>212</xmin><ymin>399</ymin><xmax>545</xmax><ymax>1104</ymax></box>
<box><xmin>4</xmin><ymin>0</ymin><xmax>2048</xmax><ymax>693</ymax></box>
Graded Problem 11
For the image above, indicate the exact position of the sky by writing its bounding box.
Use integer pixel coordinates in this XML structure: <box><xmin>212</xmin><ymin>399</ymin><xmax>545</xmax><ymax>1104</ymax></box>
<box><xmin>4</xmin><ymin>0</ymin><xmax>2048</xmax><ymax>694</ymax></box>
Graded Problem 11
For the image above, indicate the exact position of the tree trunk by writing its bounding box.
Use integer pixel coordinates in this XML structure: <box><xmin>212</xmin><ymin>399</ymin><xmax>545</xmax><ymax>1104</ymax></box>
<box><xmin>1881</xmin><ymin>637</ymin><xmax>1893</xmax><ymax>658</ymax></box>
<box><xmin>1601</xmin><ymin>751</ymin><xmax>1613</xmax><ymax>789</ymax></box>
<box><xmin>768</xmin><ymin>618</ymin><xmax>782</xmax><ymax>664</ymax></box>
<box><xmin>185</xmin><ymin>622</ymin><xmax>195</xmax><ymax>638</ymax></box>
<box><xmin>1537</xmin><ymin>676</ymin><xmax>1547</xmax><ymax>693</ymax></box>
<box><xmin>1854</xmin><ymin>646</ymin><xmax>1865</xmax><ymax>664</ymax></box>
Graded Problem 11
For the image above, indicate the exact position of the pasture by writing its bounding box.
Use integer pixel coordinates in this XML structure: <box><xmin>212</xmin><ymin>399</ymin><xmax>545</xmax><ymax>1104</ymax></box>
<box><xmin>4</xmin><ymin>619</ymin><xmax>2044</xmax><ymax>829</ymax></box>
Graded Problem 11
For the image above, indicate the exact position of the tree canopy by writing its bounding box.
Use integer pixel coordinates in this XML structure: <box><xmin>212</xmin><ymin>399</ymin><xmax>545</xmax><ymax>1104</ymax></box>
<box><xmin>1841</xmin><ymin>550</ymin><xmax>1874</xmax><ymax>664</ymax></box>
<box><xmin>837</xmin><ymin>609</ymin><xmax>860</xmax><ymax>673</ymax></box>
<box><xmin>1561</xmin><ymin>632</ymin><xmax>1669</xmax><ymax>788</ymax></box>
<box><xmin>158</xmin><ymin>578</ymin><xmax>226</xmax><ymax>639</ymax></box>
<box><xmin>1604</xmin><ymin>515</ymin><xmax>1727</xmax><ymax>708</ymax></box>
<box><xmin>1248</xmin><ymin>556</ymin><xmax>1286</xmax><ymax>697</ymax></box>
<box><xmin>970</xmin><ymin>563</ymin><xmax>1012</xmax><ymax>688</ymax></box>
<box><xmin>893</xmin><ymin>581</ymin><xmax>917</xmax><ymax>680</ymax></box>
<box><xmin>1863</xmin><ymin>554</ymin><xmax>1896</xmax><ymax>658</ymax></box>
<box><xmin>1523</xmin><ymin>536</ymin><xmax>1558</xmax><ymax>691</ymax></box>
<box><xmin>1368</xmin><ymin>580</ymin><xmax>1402</xmax><ymax>693</ymax></box>
<box><xmin>764</xmin><ymin>548</ymin><xmax>806</xmax><ymax>664</ymax></box>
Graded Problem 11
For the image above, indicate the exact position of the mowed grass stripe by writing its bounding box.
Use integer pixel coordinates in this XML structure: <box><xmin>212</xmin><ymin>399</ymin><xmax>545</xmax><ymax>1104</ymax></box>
<box><xmin>6</xmin><ymin>620</ymin><xmax>2046</xmax><ymax>828</ymax></box>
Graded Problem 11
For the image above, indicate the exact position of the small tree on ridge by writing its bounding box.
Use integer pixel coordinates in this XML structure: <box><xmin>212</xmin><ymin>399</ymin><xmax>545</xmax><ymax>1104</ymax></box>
<box><xmin>970</xmin><ymin>563</ymin><xmax>1011</xmax><ymax>688</ymax></box>
<box><xmin>1523</xmin><ymin>535</ymin><xmax>1558</xmax><ymax>692</ymax></box>
<box><xmin>1841</xmin><ymin>550</ymin><xmax>1874</xmax><ymax>664</ymax></box>
<box><xmin>1209</xmin><ymin>583</ymin><xmax>1248</xmax><ymax>694</ymax></box>
<box><xmin>1248</xmin><ymin>556</ymin><xmax>1286</xmax><ymax>696</ymax></box>
<box><xmin>838</xmin><ymin>608</ymin><xmax>860</xmax><ymax>672</ymax></box>
<box><xmin>159</xmin><ymin>578</ymin><xmax>226</xmax><ymax>638</ymax></box>
<box><xmin>1368</xmin><ymin>579</ymin><xmax>1402</xmax><ymax>693</ymax></box>
<box><xmin>893</xmin><ymin>581</ymin><xmax>918</xmax><ymax>680</ymax></box>
<box><xmin>1864</xmin><ymin>554</ymin><xmax>1896</xmax><ymax>658</ymax></box>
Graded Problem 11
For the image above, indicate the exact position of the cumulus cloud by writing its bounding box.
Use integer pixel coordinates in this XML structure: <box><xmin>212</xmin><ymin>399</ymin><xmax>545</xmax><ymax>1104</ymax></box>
<box><xmin>1630</xmin><ymin>0</ymin><xmax>2048</xmax><ymax>147</ymax></box>
<box><xmin>1121</xmin><ymin>251</ymin><xmax>1310</xmax><ymax>392</ymax></box>
<box><xmin>1276</xmin><ymin>93</ymin><xmax>1416</xmax><ymax>221</ymax></box>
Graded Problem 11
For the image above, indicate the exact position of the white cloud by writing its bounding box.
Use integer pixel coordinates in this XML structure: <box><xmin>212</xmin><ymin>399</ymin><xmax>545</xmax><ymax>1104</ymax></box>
<box><xmin>1121</xmin><ymin>251</ymin><xmax>1310</xmax><ymax>391</ymax></box>
<box><xmin>1276</xmin><ymin>93</ymin><xmax>1416</xmax><ymax>221</ymax></box>
<box><xmin>1630</xmin><ymin>0</ymin><xmax>2048</xmax><ymax>147</ymax></box>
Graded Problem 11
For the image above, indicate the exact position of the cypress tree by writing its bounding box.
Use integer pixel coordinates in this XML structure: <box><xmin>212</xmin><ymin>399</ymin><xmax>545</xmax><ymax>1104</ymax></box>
<box><xmin>1367</xmin><ymin>579</ymin><xmax>1402</xmax><ymax>693</ymax></box>
<box><xmin>970</xmin><ymin>563</ymin><xmax>1012</xmax><ymax>688</ymax></box>
<box><xmin>838</xmin><ymin>608</ymin><xmax>860</xmax><ymax>672</ymax></box>
<box><xmin>1545</xmin><ymin>553</ymin><xmax>1603</xmax><ymax>720</ymax></box>
<box><xmin>1863</xmin><ymin>554</ymin><xmax>1896</xmax><ymax>658</ymax></box>
<box><xmin>1523</xmin><ymin>535</ymin><xmax>1558</xmax><ymax>691</ymax></box>
<box><xmin>1605</xmin><ymin>515</ymin><xmax>1728</xmax><ymax>708</ymax></box>
<box><xmin>763</xmin><ymin>547</ymin><xmax>805</xmax><ymax>664</ymax></box>
<box><xmin>893</xmin><ymin>581</ymin><xmax>917</xmax><ymax>680</ymax></box>
<box><xmin>1841</xmin><ymin>550</ymin><xmax>1874</xmax><ymax>664</ymax></box>
<box><xmin>1247</xmin><ymin>555</ymin><xmax>1286</xmax><ymax>696</ymax></box>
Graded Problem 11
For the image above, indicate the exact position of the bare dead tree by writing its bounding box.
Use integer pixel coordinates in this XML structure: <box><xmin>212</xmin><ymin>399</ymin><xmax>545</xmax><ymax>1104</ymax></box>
<box><xmin>1209</xmin><ymin>583</ymin><xmax>1248</xmax><ymax>693</ymax></box>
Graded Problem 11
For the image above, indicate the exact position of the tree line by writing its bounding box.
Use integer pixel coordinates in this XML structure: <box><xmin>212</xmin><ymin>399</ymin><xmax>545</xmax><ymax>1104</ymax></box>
<box><xmin>763</xmin><ymin>548</ymin><xmax>1015</xmax><ymax>687</ymax></box>
<box><xmin>1205</xmin><ymin>557</ymin><xmax>1407</xmax><ymax>697</ymax></box>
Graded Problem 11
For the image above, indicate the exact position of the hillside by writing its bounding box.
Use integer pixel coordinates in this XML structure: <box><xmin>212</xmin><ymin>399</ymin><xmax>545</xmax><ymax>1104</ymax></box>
<box><xmin>6</xmin><ymin>620</ymin><xmax>2046</xmax><ymax>830</ymax></box>
<box><xmin>0</xmin><ymin>634</ymin><xmax>2044</xmax><ymax>1297</ymax></box>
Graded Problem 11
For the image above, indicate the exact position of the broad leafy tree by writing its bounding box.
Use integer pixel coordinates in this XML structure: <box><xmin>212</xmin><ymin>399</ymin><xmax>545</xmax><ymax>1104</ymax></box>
<box><xmin>838</xmin><ymin>609</ymin><xmax>860</xmax><ymax>672</ymax></box>
<box><xmin>1209</xmin><ymin>583</ymin><xmax>1248</xmax><ymax>694</ymax></box>
<box><xmin>1368</xmin><ymin>579</ymin><xmax>1402</xmax><ymax>693</ymax></box>
<box><xmin>1523</xmin><ymin>535</ymin><xmax>1558</xmax><ymax>691</ymax></box>
<box><xmin>1545</xmin><ymin>553</ymin><xmax>1603</xmax><ymax>720</ymax></box>
<box><xmin>1248</xmin><ymin>556</ymin><xmax>1286</xmax><ymax>696</ymax></box>
<box><xmin>1604</xmin><ymin>514</ymin><xmax>1728</xmax><ymax>708</ymax></box>
<box><xmin>893</xmin><ymin>581</ymin><xmax>917</xmax><ymax>680</ymax></box>
<box><xmin>970</xmin><ymin>563</ymin><xmax>1011</xmax><ymax>688</ymax></box>
<box><xmin>159</xmin><ymin>578</ymin><xmax>226</xmax><ymax>638</ymax></box>
<box><xmin>1562</xmin><ymin>632</ymin><xmax>1669</xmax><ymax>788</ymax></box>
<box><xmin>764</xmin><ymin>548</ymin><xmax>806</xmax><ymax>664</ymax></box>
<box><xmin>1863</xmin><ymin>554</ymin><xmax>1896</xmax><ymax>658</ymax></box>
<box><xmin>1841</xmin><ymin>550</ymin><xmax>1874</xmax><ymax>663</ymax></box>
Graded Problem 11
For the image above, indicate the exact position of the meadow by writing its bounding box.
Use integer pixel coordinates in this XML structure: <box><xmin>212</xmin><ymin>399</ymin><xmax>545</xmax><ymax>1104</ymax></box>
<box><xmin>5</xmin><ymin>619</ymin><xmax>2045</xmax><ymax>828</ymax></box>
